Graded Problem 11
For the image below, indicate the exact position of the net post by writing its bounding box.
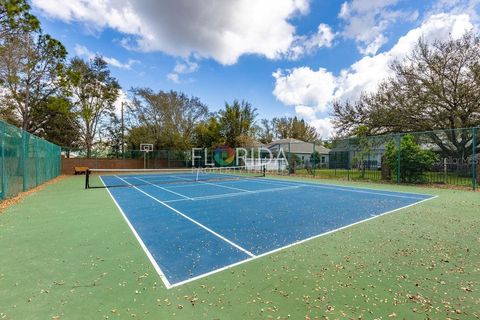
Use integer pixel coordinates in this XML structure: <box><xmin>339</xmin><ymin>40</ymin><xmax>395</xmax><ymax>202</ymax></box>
<box><xmin>85</xmin><ymin>169</ymin><xmax>90</xmax><ymax>189</ymax></box>
<box><xmin>396</xmin><ymin>134</ymin><xmax>401</xmax><ymax>184</ymax></box>
<box><xmin>195</xmin><ymin>167</ymin><xmax>200</xmax><ymax>181</ymax></box>
<box><xmin>472</xmin><ymin>127</ymin><xmax>477</xmax><ymax>191</ymax></box>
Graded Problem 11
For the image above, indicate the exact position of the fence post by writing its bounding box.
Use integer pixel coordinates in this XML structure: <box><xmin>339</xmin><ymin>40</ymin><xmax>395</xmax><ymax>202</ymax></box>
<box><xmin>473</xmin><ymin>127</ymin><xmax>477</xmax><ymax>191</ymax></box>
<box><xmin>35</xmin><ymin>138</ymin><xmax>39</xmax><ymax>187</ymax></box>
<box><xmin>21</xmin><ymin>131</ymin><xmax>27</xmax><ymax>191</ymax></box>
<box><xmin>288</xmin><ymin>142</ymin><xmax>291</xmax><ymax>175</ymax></box>
<box><xmin>396</xmin><ymin>134</ymin><xmax>401</xmax><ymax>184</ymax></box>
<box><xmin>312</xmin><ymin>141</ymin><xmax>315</xmax><ymax>177</ymax></box>
<box><xmin>347</xmin><ymin>138</ymin><xmax>350</xmax><ymax>181</ymax></box>
<box><xmin>1</xmin><ymin>122</ymin><xmax>4</xmax><ymax>199</ymax></box>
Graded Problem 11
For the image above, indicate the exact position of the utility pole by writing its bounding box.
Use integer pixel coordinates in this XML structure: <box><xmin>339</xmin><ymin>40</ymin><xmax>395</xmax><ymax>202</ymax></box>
<box><xmin>121</xmin><ymin>101</ymin><xmax>125</xmax><ymax>159</ymax></box>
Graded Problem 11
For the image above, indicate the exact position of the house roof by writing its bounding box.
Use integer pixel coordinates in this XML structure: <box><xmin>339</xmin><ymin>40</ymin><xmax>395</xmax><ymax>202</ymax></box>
<box><xmin>267</xmin><ymin>138</ymin><xmax>330</xmax><ymax>154</ymax></box>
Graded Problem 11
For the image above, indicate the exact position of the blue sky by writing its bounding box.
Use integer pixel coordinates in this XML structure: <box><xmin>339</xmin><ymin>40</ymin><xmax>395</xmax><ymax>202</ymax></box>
<box><xmin>31</xmin><ymin>0</ymin><xmax>479</xmax><ymax>137</ymax></box>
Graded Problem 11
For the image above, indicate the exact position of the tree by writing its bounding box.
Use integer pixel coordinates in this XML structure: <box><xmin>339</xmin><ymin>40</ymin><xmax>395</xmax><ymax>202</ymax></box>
<box><xmin>256</xmin><ymin>118</ymin><xmax>274</xmax><ymax>144</ymax></box>
<box><xmin>128</xmin><ymin>88</ymin><xmax>208</xmax><ymax>149</ymax></box>
<box><xmin>38</xmin><ymin>96</ymin><xmax>80</xmax><ymax>156</ymax></box>
<box><xmin>100</xmin><ymin>112</ymin><xmax>123</xmax><ymax>158</ymax></box>
<box><xmin>351</xmin><ymin>125</ymin><xmax>371</xmax><ymax>178</ymax></box>
<box><xmin>0</xmin><ymin>0</ymin><xmax>40</xmax><ymax>41</ymax></box>
<box><xmin>67</xmin><ymin>56</ymin><xmax>120</xmax><ymax>158</ymax></box>
<box><xmin>272</xmin><ymin>116</ymin><xmax>319</xmax><ymax>142</ymax></box>
<box><xmin>385</xmin><ymin>134</ymin><xmax>437</xmax><ymax>183</ymax></box>
<box><xmin>126</xmin><ymin>125</ymin><xmax>154</xmax><ymax>150</ymax></box>
<box><xmin>0</xmin><ymin>32</ymin><xmax>67</xmax><ymax>132</ymax></box>
<box><xmin>333</xmin><ymin>32</ymin><xmax>480</xmax><ymax>158</ymax></box>
<box><xmin>218</xmin><ymin>100</ymin><xmax>257</xmax><ymax>148</ymax></box>
<box><xmin>310</xmin><ymin>151</ymin><xmax>321</xmax><ymax>168</ymax></box>
<box><xmin>194</xmin><ymin>115</ymin><xmax>223</xmax><ymax>148</ymax></box>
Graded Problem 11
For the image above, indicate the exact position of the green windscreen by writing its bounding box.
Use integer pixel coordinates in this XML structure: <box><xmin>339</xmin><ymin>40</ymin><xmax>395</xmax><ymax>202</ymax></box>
<box><xmin>0</xmin><ymin>120</ymin><xmax>61</xmax><ymax>199</ymax></box>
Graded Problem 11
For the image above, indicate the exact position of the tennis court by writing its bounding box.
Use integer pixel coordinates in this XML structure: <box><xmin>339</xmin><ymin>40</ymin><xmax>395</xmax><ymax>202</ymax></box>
<box><xmin>89</xmin><ymin>167</ymin><xmax>436</xmax><ymax>288</ymax></box>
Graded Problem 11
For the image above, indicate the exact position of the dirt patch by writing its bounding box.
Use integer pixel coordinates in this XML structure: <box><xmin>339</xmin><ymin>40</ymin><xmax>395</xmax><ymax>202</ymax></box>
<box><xmin>0</xmin><ymin>175</ymin><xmax>66</xmax><ymax>214</ymax></box>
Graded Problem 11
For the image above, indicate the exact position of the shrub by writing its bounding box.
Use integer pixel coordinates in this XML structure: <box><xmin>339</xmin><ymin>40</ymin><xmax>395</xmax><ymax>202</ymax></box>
<box><xmin>385</xmin><ymin>134</ymin><xmax>437</xmax><ymax>183</ymax></box>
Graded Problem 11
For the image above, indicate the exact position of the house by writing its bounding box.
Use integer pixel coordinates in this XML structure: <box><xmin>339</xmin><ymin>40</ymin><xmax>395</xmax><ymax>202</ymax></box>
<box><xmin>265</xmin><ymin>138</ymin><xmax>330</xmax><ymax>167</ymax></box>
<box><xmin>328</xmin><ymin>139</ymin><xmax>387</xmax><ymax>169</ymax></box>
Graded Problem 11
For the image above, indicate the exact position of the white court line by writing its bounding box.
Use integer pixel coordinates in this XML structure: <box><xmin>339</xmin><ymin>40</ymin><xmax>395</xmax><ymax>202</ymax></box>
<box><xmin>102</xmin><ymin>174</ymin><xmax>438</xmax><ymax>289</ymax></box>
<box><xmin>163</xmin><ymin>185</ymin><xmax>301</xmax><ymax>203</ymax></box>
<box><xmin>249</xmin><ymin>178</ymin><xmax>429</xmax><ymax>200</ymax></box>
<box><xmin>198</xmin><ymin>180</ymin><xmax>253</xmax><ymax>192</ymax></box>
<box><xmin>133</xmin><ymin>177</ymin><xmax>193</xmax><ymax>200</ymax></box>
<box><xmin>263</xmin><ymin>175</ymin><xmax>437</xmax><ymax>197</ymax></box>
<box><xmin>169</xmin><ymin>173</ymin><xmax>253</xmax><ymax>193</ymax></box>
<box><xmin>114</xmin><ymin>175</ymin><xmax>255</xmax><ymax>260</ymax></box>
<box><xmin>167</xmin><ymin>194</ymin><xmax>438</xmax><ymax>288</ymax></box>
<box><xmin>99</xmin><ymin>177</ymin><xmax>173</xmax><ymax>289</ymax></box>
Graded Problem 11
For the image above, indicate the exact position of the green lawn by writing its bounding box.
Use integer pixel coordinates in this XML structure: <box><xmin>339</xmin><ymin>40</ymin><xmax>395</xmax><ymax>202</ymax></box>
<box><xmin>0</xmin><ymin>176</ymin><xmax>479</xmax><ymax>319</ymax></box>
<box><xmin>294</xmin><ymin>168</ymin><xmax>474</xmax><ymax>188</ymax></box>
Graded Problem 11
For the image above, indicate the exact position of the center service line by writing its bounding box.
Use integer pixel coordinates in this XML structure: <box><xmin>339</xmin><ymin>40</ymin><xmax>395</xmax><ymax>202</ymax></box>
<box><xmin>114</xmin><ymin>175</ymin><xmax>256</xmax><ymax>258</ymax></box>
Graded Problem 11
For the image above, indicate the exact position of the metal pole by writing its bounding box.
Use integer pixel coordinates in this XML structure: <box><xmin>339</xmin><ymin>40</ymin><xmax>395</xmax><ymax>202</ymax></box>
<box><xmin>443</xmin><ymin>158</ymin><xmax>447</xmax><ymax>183</ymax></box>
<box><xmin>347</xmin><ymin>138</ymin><xmax>350</xmax><ymax>181</ymax></box>
<box><xmin>121</xmin><ymin>102</ymin><xmax>125</xmax><ymax>159</ymax></box>
<box><xmin>312</xmin><ymin>141</ymin><xmax>315</xmax><ymax>177</ymax></box>
<box><xmin>22</xmin><ymin>131</ymin><xmax>27</xmax><ymax>192</ymax></box>
<box><xmin>396</xmin><ymin>134</ymin><xmax>401</xmax><ymax>184</ymax></box>
<box><xmin>472</xmin><ymin>127</ymin><xmax>477</xmax><ymax>191</ymax></box>
<box><xmin>1</xmin><ymin>122</ymin><xmax>5</xmax><ymax>199</ymax></box>
<box><xmin>288</xmin><ymin>142</ymin><xmax>291</xmax><ymax>175</ymax></box>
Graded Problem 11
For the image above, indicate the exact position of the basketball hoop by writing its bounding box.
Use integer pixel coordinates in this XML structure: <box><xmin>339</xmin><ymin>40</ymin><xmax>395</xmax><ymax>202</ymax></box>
<box><xmin>140</xmin><ymin>144</ymin><xmax>153</xmax><ymax>168</ymax></box>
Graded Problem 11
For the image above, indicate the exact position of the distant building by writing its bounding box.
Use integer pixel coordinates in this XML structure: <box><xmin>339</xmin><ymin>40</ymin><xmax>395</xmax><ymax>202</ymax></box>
<box><xmin>328</xmin><ymin>139</ymin><xmax>387</xmax><ymax>169</ymax></box>
<box><xmin>265</xmin><ymin>138</ymin><xmax>330</xmax><ymax>167</ymax></box>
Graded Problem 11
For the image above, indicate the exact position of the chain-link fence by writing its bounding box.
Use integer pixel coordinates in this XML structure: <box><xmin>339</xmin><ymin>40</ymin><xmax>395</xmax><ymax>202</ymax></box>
<box><xmin>62</xmin><ymin>126</ymin><xmax>479</xmax><ymax>190</ymax></box>
<box><xmin>0</xmin><ymin>120</ymin><xmax>62</xmax><ymax>199</ymax></box>
<box><xmin>280</xmin><ymin>127</ymin><xmax>479</xmax><ymax>190</ymax></box>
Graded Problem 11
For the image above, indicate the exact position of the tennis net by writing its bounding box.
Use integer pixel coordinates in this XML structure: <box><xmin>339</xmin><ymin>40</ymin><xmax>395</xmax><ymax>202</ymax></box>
<box><xmin>85</xmin><ymin>165</ymin><xmax>266</xmax><ymax>189</ymax></box>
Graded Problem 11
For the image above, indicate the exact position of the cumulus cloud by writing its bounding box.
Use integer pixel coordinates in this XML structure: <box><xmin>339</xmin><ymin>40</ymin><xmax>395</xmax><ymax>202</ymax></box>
<box><xmin>273</xmin><ymin>13</ymin><xmax>474</xmax><ymax>137</ymax></box>
<box><xmin>286</xmin><ymin>23</ymin><xmax>335</xmax><ymax>59</ymax></box>
<box><xmin>338</xmin><ymin>0</ymin><xmax>419</xmax><ymax>55</ymax></box>
<box><xmin>167</xmin><ymin>59</ymin><xmax>199</xmax><ymax>83</ymax></box>
<box><xmin>33</xmin><ymin>0</ymin><xmax>312</xmax><ymax>65</ymax></box>
<box><xmin>273</xmin><ymin>67</ymin><xmax>336</xmax><ymax>113</ymax></box>
<box><xmin>74</xmin><ymin>44</ymin><xmax>139</xmax><ymax>70</ymax></box>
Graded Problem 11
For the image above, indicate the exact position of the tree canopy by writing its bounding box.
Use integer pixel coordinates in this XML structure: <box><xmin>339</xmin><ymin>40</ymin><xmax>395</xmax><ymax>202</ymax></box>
<box><xmin>127</xmin><ymin>88</ymin><xmax>209</xmax><ymax>149</ymax></box>
<box><xmin>333</xmin><ymin>32</ymin><xmax>480</xmax><ymax>158</ymax></box>
<box><xmin>67</xmin><ymin>56</ymin><xmax>120</xmax><ymax>157</ymax></box>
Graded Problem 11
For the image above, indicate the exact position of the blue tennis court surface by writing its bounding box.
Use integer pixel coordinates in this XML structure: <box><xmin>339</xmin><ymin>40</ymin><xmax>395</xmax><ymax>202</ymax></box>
<box><xmin>101</xmin><ymin>174</ymin><xmax>435</xmax><ymax>288</ymax></box>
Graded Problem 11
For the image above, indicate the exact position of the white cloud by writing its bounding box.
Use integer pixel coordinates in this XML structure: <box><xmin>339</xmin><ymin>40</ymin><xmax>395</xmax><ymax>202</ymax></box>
<box><xmin>273</xmin><ymin>67</ymin><xmax>336</xmax><ymax>113</ymax></box>
<box><xmin>113</xmin><ymin>90</ymin><xmax>130</xmax><ymax>116</ymax></box>
<box><xmin>74</xmin><ymin>44</ymin><xmax>139</xmax><ymax>70</ymax></box>
<box><xmin>338</xmin><ymin>0</ymin><xmax>418</xmax><ymax>55</ymax></box>
<box><xmin>273</xmin><ymin>13</ymin><xmax>474</xmax><ymax>137</ymax></box>
<box><xmin>33</xmin><ymin>0</ymin><xmax>311</xmax><ymax>65</ymax></box>
<box><xmin>167</xmin><ymin>73</ymin><xmax>180</xmax><ymax>84</ymax></box>
<box><xmin>286</xmin><ymin>23</ymin><xmax>335</xmax><ymax>59</ymax></box>
<box><xmin>167</xmin><ymin>59</ymin><xmax>199</xmax><ymax>83</ymax></box>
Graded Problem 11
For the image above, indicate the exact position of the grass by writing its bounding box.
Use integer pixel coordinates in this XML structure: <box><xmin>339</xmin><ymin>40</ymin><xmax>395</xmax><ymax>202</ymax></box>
<box><xmin>294</xmin><ymin>168</ymin><xmax>474</xmax><ymax>188</ymax></box>
<box><xmin>0</xmin><ymin>175</ymin><xmax>479</xmax><ymax>319</ymax></box>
